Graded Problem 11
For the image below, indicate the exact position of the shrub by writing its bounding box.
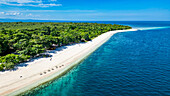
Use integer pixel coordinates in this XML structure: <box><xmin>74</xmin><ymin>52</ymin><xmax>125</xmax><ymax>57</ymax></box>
<box><xmin>5</xmin><ymin>62</ymin><xmax>15</xmax><ymax>70</ymax></box>
<box><xmin>0</xmin><ymin>64</ymin><xmax>4</xmax><ymax>71</ymax></box>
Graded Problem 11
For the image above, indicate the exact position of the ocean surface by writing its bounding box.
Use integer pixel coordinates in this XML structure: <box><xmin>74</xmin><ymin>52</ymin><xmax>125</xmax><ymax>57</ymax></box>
<box><xmin>19</xmin><ymin>21</ymin><xmax>170</xmax><ymax>96</ymax></box>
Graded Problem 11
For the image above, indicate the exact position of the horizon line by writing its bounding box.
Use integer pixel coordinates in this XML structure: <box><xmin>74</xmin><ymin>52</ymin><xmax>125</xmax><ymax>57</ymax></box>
<box><xmin>0</xmin><ymin>18</ymin><xmax>170</xmax><ymax>22</ymax></box>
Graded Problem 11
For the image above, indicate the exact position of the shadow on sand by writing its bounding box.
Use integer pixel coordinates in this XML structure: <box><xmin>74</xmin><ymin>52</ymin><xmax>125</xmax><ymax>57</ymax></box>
<box><xmin>0</xmin><ymin>43</ymin><xmax>87</xmax><ymax>72</ymax></box>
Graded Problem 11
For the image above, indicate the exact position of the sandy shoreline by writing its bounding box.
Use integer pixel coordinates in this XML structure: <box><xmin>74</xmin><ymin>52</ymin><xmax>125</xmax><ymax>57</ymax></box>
<box><xmin>0</xmin><ymin>29</ymin><xmax>138</xmax><ymax>96</ymax></box>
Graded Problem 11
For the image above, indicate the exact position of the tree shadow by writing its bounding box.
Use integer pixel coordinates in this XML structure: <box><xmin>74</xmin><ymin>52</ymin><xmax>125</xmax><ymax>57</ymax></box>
<box><xmin>47</xmin><ymin>46</ymin><xmax>68</xmax><ymax>53</ymax></box>
<box><xmin>0</xmin><ymin>42</ymin><xmax>87</xmax><ymax>72</ymax></box>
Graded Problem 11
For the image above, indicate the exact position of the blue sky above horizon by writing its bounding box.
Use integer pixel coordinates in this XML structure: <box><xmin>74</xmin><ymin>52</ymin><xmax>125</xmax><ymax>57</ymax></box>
<box><xmin>0</xmin><ymin>0</ymin><xmax>170</xmax><ymax>21</ymax></box>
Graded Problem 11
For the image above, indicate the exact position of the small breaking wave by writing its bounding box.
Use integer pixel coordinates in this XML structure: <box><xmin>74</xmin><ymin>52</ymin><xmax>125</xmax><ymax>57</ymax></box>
<box><xmin>138</xmin><ymin>26</ymin><xmax>170</xmax><ymax>30</ymax></box>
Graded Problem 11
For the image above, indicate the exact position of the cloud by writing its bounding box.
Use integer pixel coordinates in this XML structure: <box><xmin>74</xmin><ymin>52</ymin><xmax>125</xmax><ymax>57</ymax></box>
<box><xmin>0</xmin><ymin>12</ymin><xmax>5</xmax><ymax>14</ymax></box>
<box><xmin>6</xmin><ymin>10</ymin><xmax>96</xmax><ymax>13</ymax></box>
<box><xmin>0</xmin><ymin>0</ymin><xmax>62</xmax><ymax>7</ymax></box>
<box><xmin>0</xmin><ymin>11</ymin><xmax>38</xmax><ymax>18</ymax></box>
<box><xmin>0</xmin><ymin>12</ymin><xmax>22</xmax><ymax>16</ymax></box>
<box><xmin>26</xmin><ymin>13</ymin><xmax>32</xmax><ymax>16</ymax></box>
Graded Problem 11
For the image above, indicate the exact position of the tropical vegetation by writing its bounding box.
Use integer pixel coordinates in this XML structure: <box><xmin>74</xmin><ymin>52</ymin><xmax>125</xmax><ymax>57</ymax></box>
<box><xmin>0</xmin><ymin>22</ymin><xmax>132</xmax><ymax>71</ymax></box>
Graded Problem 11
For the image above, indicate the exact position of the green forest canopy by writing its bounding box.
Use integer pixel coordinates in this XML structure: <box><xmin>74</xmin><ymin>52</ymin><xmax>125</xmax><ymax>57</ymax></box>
<box><xmin>0</xmin><ymin>22</ymin><xmax>132</xmax><ymax>71</ymax></box>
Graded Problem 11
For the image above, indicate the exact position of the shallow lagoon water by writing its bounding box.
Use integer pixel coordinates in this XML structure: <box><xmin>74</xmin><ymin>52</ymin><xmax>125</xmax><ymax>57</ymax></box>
<box><xmin>24</xmin><ymin>22</ymin><xmax>170</xmax><ymax>96</ymax></box>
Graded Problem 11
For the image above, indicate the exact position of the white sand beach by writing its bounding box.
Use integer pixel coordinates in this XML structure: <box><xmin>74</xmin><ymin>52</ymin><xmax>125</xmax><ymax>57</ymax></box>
<box><xmin>0</xmin><ymin>29</ymin><xmax>138</xmax><ymax>96</ymax></box>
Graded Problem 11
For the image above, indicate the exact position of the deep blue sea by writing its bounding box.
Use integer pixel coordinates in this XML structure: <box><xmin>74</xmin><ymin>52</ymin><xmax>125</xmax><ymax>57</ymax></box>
<box><xmin>20</xmin><ymin>21</ymin><xmax>170</xmax><ymax>96</ymax></box>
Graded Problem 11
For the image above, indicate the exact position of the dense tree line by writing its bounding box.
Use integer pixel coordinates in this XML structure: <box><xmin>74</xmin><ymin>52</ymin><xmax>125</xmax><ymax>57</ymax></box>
<box><xmin>0</xmin><ymin>22</ymin><xmax>132</xmax><ymax>71</ymax></box>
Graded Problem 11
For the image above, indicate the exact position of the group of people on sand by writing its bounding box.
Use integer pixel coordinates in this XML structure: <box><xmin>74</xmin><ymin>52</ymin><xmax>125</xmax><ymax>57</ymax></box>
<box><xmin>19</xmin><ymin>56</ymin><xmax>66</xmax><ymax>78</ymax></box>
<box><xmin>20</xmin><ymin>57</ymin><xmax>53</xmax><ymax>78</ymax></box>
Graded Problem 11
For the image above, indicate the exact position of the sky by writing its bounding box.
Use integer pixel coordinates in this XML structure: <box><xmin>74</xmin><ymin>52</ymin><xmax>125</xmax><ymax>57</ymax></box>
<box><xmin>0</xmin><ymin>0</ymin><xmax>170</xmax><ymax>21</ymax></box>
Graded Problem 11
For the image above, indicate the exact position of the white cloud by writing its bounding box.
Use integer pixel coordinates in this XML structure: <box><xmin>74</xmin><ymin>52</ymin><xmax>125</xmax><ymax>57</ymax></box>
<box><xmin>0</xmin><ymin>11</ymin><xmax>36</xmax><ymax>17</ymax></box>
<box><xmin>0</xmin><ymin>12</ymin><xmax>22</xmax><ymax>16</ymax></box>
<box><xmin>0</xmin><ymin>0</ymin><xmax>62</xmax><ymax>7</ymax></box>
<box><xmin>26</xmin><ymin>13</ymin><xmax>32</xmax><ymax>16</ymax></box>
<box><xmin>0</xmin><ymin>12</ymin><xmax>5</xmax><ymax>14</ymax></box>
<box><xmin>7</xmin><ymin>10</ymin><xmax>96</xmax><ymax>13</ymax></box>
<box><xmin>31</xmin><ymin>3</ymin><xmax>62</xmax><ymax>7</ymax></box>
<box><xmin>5</xmin><ymin>0</ymin><xmax>41</xmax><ymax>3</ymax></box>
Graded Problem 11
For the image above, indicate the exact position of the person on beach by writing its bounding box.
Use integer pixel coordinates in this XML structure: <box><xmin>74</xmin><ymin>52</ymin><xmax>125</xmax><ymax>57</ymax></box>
<box><xmin>50</xmin><ymin>58</ymin><xmax>52</xmax><ymax>61</ymax></box>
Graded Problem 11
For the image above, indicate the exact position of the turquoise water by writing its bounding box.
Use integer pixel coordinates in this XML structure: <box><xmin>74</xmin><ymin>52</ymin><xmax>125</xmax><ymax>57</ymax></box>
<box><xmin>23</xmin><ymin>21</ymin><xmax>170</xmax><ymax>96</ymax></box>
